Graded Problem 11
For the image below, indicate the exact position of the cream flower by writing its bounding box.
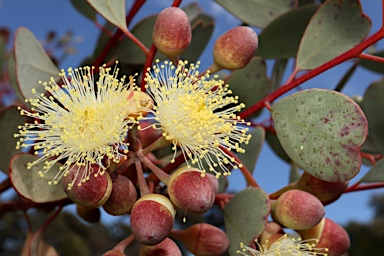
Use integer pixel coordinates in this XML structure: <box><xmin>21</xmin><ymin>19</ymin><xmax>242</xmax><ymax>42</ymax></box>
<box><xmin>140</xmin><ymin>60</ymin><xmax>251</xmax><ymax>177</ymax></box>
<box><xmin>237</xmin><ymin>234</ymin><xmax>328</xmax><ymax>256</ymax></box>
<box><xmin>15</xmin><ymin>64</ymin><xmax>136</xmax><ymax>188</ymax></box>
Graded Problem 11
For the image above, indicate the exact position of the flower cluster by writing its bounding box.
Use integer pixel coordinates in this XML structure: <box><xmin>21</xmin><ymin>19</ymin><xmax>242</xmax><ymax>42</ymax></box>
<box><xmin>237</xmin><ymin>235</ymin><xmax>329</xmax><ymax>256</ymax></box>
<box><xmin>15</xmin><ymin>64</ymin><xmax>136</xmax><ymax>187</ymax></box>
<box><xmin>140</xmin><ymin>60</ymin><xmax>251</xmax><ymax>177</ymax></box>
<box><xmin>15</xmin><ymin>60</ymin><xmax>251</xmax><ymax>185</ymax></box>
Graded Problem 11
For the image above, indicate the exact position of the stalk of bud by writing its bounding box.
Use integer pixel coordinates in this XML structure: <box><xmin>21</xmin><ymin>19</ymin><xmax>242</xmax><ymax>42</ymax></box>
<box><xmin>62</xmin><ymin>166</ymin><xmax>112</xmax><ymax>208</ymax></box>
<box><xmin>130</xmin><ymin>194</ymin><xmax>176</xmax><ymax>245</ymax></box>
<box><xmin>271</xmin><ymin>189</ymin><xmax>325</xmax><ymax>230</ymax></box>
<box><xmin>139</xmin><ymin>238</ymin><xmax>182</xmax><ymax>256</ymax></box>
<box><xmin>168</xmin><ymin>167</ymin><xmax>215</xmax><ymax>214</ymax></box>
<box><xmin>152</xmin><ymin>7</ymin><xmax>192</xmax><ymax>63</ymax></box>
<box><xmin>298</xmin><ymin>218</ymin><xmax>350</xmax><ymax>256</ymax></box>
<box><xmin>102</xmin><ymin>250</ymin><xmax>126</xmax><ymax>256</ymax></box>
<box><xmin>212</xmin><ymin>26</ymin><xmax>258</xmax><ymax>71</ymax></box>
<box><xmin>103</xmin><ymin>175</ymin><xmax>137</xmax><ymax>215</ymax></box>
<box><xmin>171</xmin><ymin>223</ymin><xmax>229</xmax><ymax>256</ymax></box>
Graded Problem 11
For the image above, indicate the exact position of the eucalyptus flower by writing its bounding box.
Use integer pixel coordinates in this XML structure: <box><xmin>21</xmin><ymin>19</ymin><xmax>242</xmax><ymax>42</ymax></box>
<box><xmin>15</xmin><ymin>64</ymin><xmax>136</xmax><ymax>188</ymax></box>
<box><xmin>140</xmin><ymin>60</ymin><xmax>251</xmax><ymax>177</ymax></box>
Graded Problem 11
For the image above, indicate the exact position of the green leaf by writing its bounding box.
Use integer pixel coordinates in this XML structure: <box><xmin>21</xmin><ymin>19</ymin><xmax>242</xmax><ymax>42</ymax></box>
<box><xmin>0</xmin><ymin>107</ymin><xmax>26</xmax><ymax>174</ymax></box>
<box><xmin>272</xmin><ymin>89</ymin><xmax>367</xmax><ymax>182</ymax></box>
<box><xmin>14</xmin><ymin>27</ymin><xmax>60</xmax><ymax>99</ymax></box>
<box><xmin>180</xmin><ymin>15</ymin><xmax>214</xmax><ymax>63</ymax></box>
<box><xmin>87</xmin><ymin>0</ymin><xmax>127</xmax><ymax>32</ymax></box>
<box><xmin>257</xmin><ymin>4</ymin><xmax>318</xmax><ymax>59</ymax></box>
<box><xmin>360</xmin><ymin>158</ymin><xmax>384</xmax><ymax>183</ymax></box>
<box><xmin>271</xmin><ymin>59</ymin><xmax>288</xmax><ymax>91</ymax></box>
<box><xmin>183</xmin><ymin>2</ymin><xmax>202</xmax><ymax>22</ymax></box>
<box><xmin>224</xmin><ymin>187</ymin><xmax>270</xmax><ymax>256</ymax></box>
<box><xmin>289</xmin><ymin>162</ymin><xmax>301</xmax><ymax>183</ymax></box>
<box><xmin>7</xmin><ymin>52</ymin><xmax>25</xmax><ymax>102</ymax></box>
<box><xmin>227</xmin><ymin>57</ymin><xmax>272</xmax><ymax>118</ymax></box>
<box><xmin>361</xmin><ymin>78</ymin><xmax>384</xmax><ymax>154</ymax></box>
<box><xmin>214</xmin><ymin>0</ymin><xmax>297</xmax><ymax>28</ymax></box>
<box><xmin>70</xmin><ymin>0</ymin><xmax>97</xmax><ymax>22</ymax></box>
<box><xmin>296</xmin><ymin>0</ymin><xmax>370</xmax><ymax>70</ymax></box>
<box><xmin>115</xmin><ymin>15</ymin><xmax>165</xmax><ymax>65</ymax></box>
<box><xmin>266</xmin><ymin>131</ymin><xmax>292</xmax><ymax>163</ymax></box>
<box><xmin>360</xmin><ymin>50</ymin><xmax>384</xmax><ymax>74</ymax></box>
<box><xmin>9</xmin><ymin>154</ymin><xmax>67</xmax><ymax>203</ymax></box>
<box><xmin>237</xmin><ymin>127</ymin><xmax>265</xmax><ymax>176</ymax></box>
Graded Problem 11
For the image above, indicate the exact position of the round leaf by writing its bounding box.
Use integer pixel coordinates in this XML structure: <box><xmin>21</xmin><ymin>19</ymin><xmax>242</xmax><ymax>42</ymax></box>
<box><xmin>272</xmin><ymin>89</ymin><xmax>367</xmax><ymax>182</ymax></box>
<box><xmin>87</xmin><ymin>0</ymin><xmax>128</xmax><ymax>32</ymax></box>
<box><xmin>266</xmin><ymin>131</ymin><xmax>292</xmax><ymax>163</ymax></box>
<box><xmin>361</xmin><ymin>78</ymin><xmax>384</xmax><ymax>154</ymax></box>
<box><xmin>14</xmin><ymin>27</ymin><xmax>60</xmax><ymax>99</ymax></box>
<box><xmin>227</xmin><ymin>57</ymin><xmax>272</xmax><ymax>118</ymax></box>
<box><xmin>0</xmin><ymin>106</ymin><xmax>26</xmax><ymax>174</ymax></box>
<box><xmin>214</xmin><ymin>0</ymin><xmax>297</xmax><ymax>28</ymax></box>
<box><xmin>257</xmin><ymin>4</ymin><xmax>318</xmax><ymax>59</ymax></box>
<box><xmin>9</xmin><ymin>154</ymin><xmax>67</xmax><ymax>203</ymax></box>
<box><xmin>224</xmin><ymin>187</ymin><xmax>270</xmax><ymax>256</ymax></box>
<box><xmin>296</xmin><ymin>0</ymin><xmax>371</xmax><ymax>70</ymax></box>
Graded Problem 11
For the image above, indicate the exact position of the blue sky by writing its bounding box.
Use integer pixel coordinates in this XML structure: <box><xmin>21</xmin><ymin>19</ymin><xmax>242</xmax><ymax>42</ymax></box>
<box><xmin>1</xmin><ymin>0</ymin><xmax>384</xmax><ymax>229</ymax></box>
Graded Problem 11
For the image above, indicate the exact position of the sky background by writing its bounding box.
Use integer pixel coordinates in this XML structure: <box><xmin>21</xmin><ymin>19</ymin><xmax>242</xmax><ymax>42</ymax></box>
<box><xmin>1</xmin><ymin>0</ymin><xmax>384</xmax><ymax>234</ymax></box>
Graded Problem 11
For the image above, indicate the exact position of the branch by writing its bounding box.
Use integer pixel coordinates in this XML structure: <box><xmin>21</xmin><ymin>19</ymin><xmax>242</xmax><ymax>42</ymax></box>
<box><xmin>239</xmin><ymin>30</ymin><xmax>384</xmax><ymax>119</ymax></box>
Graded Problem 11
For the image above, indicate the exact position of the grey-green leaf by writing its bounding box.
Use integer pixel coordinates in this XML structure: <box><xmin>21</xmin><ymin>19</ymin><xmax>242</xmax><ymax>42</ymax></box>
<box><xmin>227</xmin><ymin>57</ymin><xmax>272</xmax><ymax>118</ymax></box>
<box><xmin>296</xmin><ymin>0</ymin><xmax>370</xmax><ymax>70</ymax></box>
<box><xmin>361</xmin><ymin>78</ymin><xmax>384</xmax><ymax>154</ymax></box>
<box><xmin>7</xmin><ymin>52</ymin><xmax>25</xmax><ymax>103</ymax></box>
<box><xmin>87</xmin><ymin>0</ymin><xmax>127</xmax><ymax>32</ymax></box>
<box><xmin>0</xmin><ymin>107</ymin><xmax>26</xmax><ymax>174</ymax></box>
<box><xmin>360</xmin><ymin>158</ymin><xmax>384</xmax><ymax>183</ymax></box>
<box><xmin>237</xmin><ymin>127</ymin><xmax>265</xmax><ymax>177</ymax></box>
<box><xmin>9</xmin><ymin>154</ymin><xmax>67</xmax><ymax>203</ymax></box>
<box><xmin>266</xmin><ymin>131</ymin><xmax>292</xmax><ymax>163</ymax></box>
<box><xmin>14</xmin><ymin>27</ymin><xmax>60</xmax><ymax>99</ymax></box>
<box><xmin>257</xmin><ymin>4</ymin><xmax>318</xmax><ymax>59</ymax></box>
<box><xmin>272</xmin><ymin>89</ymin><xmax>367</xmax><ymax>182</ymax></box>
<box><xmin>214</xmin><ymin>0</ymin><xmax>297</xmax><ymax>28</ymax></box>
<box><xmin>224</xmin><ymin>187</ymin><xmax>270</xmax><ymax>256</ymax></box>
<box><xmin>70</xmin><ymin>0</ymin><xmax>97</xmax><ymax>22</ymax></box>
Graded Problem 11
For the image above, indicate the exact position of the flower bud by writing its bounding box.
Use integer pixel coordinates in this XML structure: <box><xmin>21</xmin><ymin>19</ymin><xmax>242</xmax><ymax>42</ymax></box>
<box><xmin>153</xmin><ymin>7</ymin><xmax>192</xmax><ymax>61</ymax></box>
<box><xmin>131</xmin><ymin>194</ymin><xmax>176</xmax><ymax>245</ymax></box>
<box><xmin>298</xmin><ymin>218</ymin><xmax>350</xmax><ymax>256</ymax></box>
<box><xmin>127</xmin><ymin>90</ymin><xmax>154</xmax><ymax>118</ymax></box>
<box><xmin>103</xmin><ymin>175</ymin><xmax>137</xmax><ymax>215</ymax></box>
<box><xmin>102</xmin><ymin>250</ymin><xmax>126</xmax><ymax>256</ymax></box>
<box><xmin>168</xmin><ymin>167</ymin><xmax>215</xmax><ymax>214</ymax></box>
<box><xmin>139</xmin><ymin>238</ymin><xmax>182</xmax><ymax>256</ymax></box>
<box><xmin>258</xmin><ymin>222</ymin><xmax>285</xmax><ymax>248</ymax></box>
<box><xmin>171</xmin><ymin>223</ymin><xmax>229</xmax><ymax>256</ymax></box>
<box><xmin>295</xmin><ymin>172</ymin><xmax>349</xmax><ymax>205</ymax></box>
<box><xmin>62</xmin><ymin>167</ymin><xmax>112</xmax><ymax>208</ymax></box>
<box><xmin>271</xmin><ymin>189</ymin><xmax>324</xmax><ymax>230</ymax></box>
<box><xmin>77</xmin><ymin>205</ymin><xmax>100</xmax><ymax>223</ymax></box>
<box><xmin>213</xmin><ymin>26</ymin><xmax>258</xmax><ymax>70</ymax></box>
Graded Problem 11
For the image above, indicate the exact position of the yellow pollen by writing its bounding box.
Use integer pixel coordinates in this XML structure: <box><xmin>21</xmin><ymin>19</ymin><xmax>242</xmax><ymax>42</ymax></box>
<box><xmin>140</xmin><ymin>60</ymin><xmax>251</xmax><ymax>176</ymax></box>
<box><xmin>15</xmin><ymin>64</ymin><xmax>136</xmax><ymax>186</ymax></box>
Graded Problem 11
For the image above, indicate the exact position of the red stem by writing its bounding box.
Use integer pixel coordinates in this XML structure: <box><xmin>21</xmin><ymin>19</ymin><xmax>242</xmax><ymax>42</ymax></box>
<box><xmin>141</xmin><ymin>44</ymin><xmax>158</xmax><ymax>91</ymax></box>
<box><xmin>344</xmin><ymin>182</ymin><xmax>384</xmax><ymax>193</ymax></box>
<box><xmin>239</xmin><ymin>29</ymin><xmax>384</xmax><ymax>119</ymax></box>
<box><xmin>358</xmin><ymin>53</ymin><xmax>384</xmax><ymax>63</ymax></box>
<box><xmin>219</xmin><ymin>146</ymin><xmax>259</xmax><ymax>188</ymax></box>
